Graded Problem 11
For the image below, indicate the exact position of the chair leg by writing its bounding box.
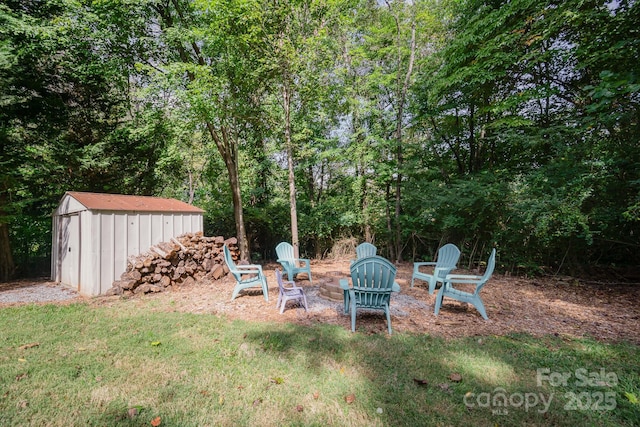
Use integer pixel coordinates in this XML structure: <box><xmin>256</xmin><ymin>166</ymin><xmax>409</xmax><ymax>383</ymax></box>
<box><xmin>410</xmin><ymin>277</ymin><xmax>415</xmax><ymax>288</ymax></box>
<box><xmin>343</xmin><ymin>289</ymin><xmax>350</xmax><ymax>314</ymax></box>
<box><xmin>301</xmin><ymin>293</ymin><xmax>308</xmax><ymax>312</ymax></box>
<box><xmin>428</xmin><ymin>277</ymin><xmax>436</xmax><ymax>295</ymax></box>
<box><xmin>280</xmin><ymin>297</ymin><xmax>287</xmax><ymax>314</ymax></box>
<box><xmin>350</xmin><ymin>300</ymin><xmax>357</xmax><ymax>332</ymax></box>
<box><xmin>472</xmin><ymin>297</ymin><xmax>488</xmax><ymax>320</ymax></box>
<box><xmin>231</xmin><ymin>286</ymin><xmax>240</xmax><ymax>301</ymax></box>
<box><xmin>434</xmin><ymin>289</ymin><xmax>444</xmax><ymax>315</ymax></box>
<box><xmin>385</xmin><ymin>304</ymin><xmax>392</xmax><ymax>335</ymax></box>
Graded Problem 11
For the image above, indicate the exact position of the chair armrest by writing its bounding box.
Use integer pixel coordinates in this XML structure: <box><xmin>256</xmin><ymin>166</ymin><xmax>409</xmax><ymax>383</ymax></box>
<box><xmin>392</xmin><ymin>282</ymin><xmax>400</xmax><ymax>292</ymax></box>
<box><xmin>236</xmin><ymin>264</ymin><xmax>263</xmax><ymax>273</ymax></box>
<box><xmin>413</xmin><ymin>262</ymin><xmax>436</xmax><ymax>273</ymax></box>
<box><xmin>414</xmin><ymin>262</ymin><xmax>437</xmax><ymax>267</ymax></box>
<box><xmin>284</xmin><ymin>280</ymin><xmax>301</xmax><ymax>290</ymax></box>
<box><xmin>445</xmin><ymin>274</ymin><xmax>482</xmax><ymax>283</ymax></box>
<box><xmin>339</xmin><ymin>278</ymin><xmax>350</xmax><ymax>290</ymax></box>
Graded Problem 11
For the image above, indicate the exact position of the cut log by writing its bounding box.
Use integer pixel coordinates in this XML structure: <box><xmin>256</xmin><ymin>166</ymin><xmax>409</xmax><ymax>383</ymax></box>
<box><xmin>109</xmin><ymin>232</ymin><xmax>241</xmax><ymax>295</ymax></box>
<box><xmin>160</xmin><ymin>276</ymin><xmax>171</xmax><ymax>287</ymax></box>
<box><xmin>209</xmin><ymin>264</ymin><xmax>225</xmax><ymax>280</ymax></box>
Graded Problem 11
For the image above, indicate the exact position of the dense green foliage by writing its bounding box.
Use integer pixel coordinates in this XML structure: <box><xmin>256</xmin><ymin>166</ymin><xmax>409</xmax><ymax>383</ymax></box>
<box><xmin>1</xmin><ymin>0</ymin><xmax>638</xmax><ymax>277</ymax></box>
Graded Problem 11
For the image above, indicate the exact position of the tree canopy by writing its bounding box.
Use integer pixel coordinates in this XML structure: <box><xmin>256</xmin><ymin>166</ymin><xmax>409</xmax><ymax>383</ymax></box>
<box><xmin>1</xmin><ymin>0</ymin><xmax>638</xmax><ymax>280</ymax></box>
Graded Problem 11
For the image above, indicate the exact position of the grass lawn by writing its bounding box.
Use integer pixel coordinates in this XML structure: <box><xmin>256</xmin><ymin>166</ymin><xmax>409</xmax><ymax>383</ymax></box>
<box><xmin>1</xmin><ymin>302</ymin><xmax>639</xmax><ymax>426</ymax></box>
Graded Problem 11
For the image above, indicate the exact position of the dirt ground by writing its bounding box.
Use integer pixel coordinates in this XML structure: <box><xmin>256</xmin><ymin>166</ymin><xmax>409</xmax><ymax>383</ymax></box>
<box><xmin>2</xmin><ymin>258</ymin><xmax>639</xmax><ymax>344</ymax></box>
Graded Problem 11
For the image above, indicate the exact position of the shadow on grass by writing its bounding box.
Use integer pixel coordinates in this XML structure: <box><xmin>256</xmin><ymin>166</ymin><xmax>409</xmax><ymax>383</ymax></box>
<box><xmin>243</xmin><ymin>322</ymin><xmax>640</xmax><ymax>427</ymax></box>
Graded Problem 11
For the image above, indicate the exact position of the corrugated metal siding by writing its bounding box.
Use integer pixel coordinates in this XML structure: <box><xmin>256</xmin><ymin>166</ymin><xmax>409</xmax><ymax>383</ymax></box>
<box><xmin>52</xmin><ymin>193</ymin><xmax>205</xmax><ymax>296</ymax></box>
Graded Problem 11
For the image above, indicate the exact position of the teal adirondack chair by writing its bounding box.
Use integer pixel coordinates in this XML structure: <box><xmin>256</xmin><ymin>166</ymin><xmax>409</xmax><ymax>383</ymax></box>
<box><xmin>350</xmin><ymin>242</ymin><xmax>377</xmax><ymax>265</ymax></box>
<box><xmin>356</xmin><ymin>242</ymin><xmax>377</xmax><ymax>259</ymax></box>
<box><xmin>434</xmin><ymin>248</ymin><xmax>496</xmax><ymax>320</ymax></box>
<box><xmin>339</xmin><ymin>255</ymin><xmax>400</xmax><ymax>334</ymax></box>
<box><xmin>275</xmin><ymin>242</ymin><xmax>312</xmax><ymax>283</ymax></box>
<box><xmin>411</xmin><ymin>243</ymin><xmax>461</xmax><ymax>294</ymax></box>
<box><xmin>223</xmin><ymin>244</ymin><xmax>269</xmax><ymax>301</ymax></box>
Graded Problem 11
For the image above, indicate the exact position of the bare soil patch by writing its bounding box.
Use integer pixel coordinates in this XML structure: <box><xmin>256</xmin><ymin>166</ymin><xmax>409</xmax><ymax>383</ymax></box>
<box><xmin>3</xmin><ymin>259</ymin><xmax>639</xmax><ymax>344</ymax></box>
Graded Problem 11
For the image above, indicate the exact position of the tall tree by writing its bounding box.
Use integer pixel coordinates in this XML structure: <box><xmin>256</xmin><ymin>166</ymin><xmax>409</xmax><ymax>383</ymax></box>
<box><xmin>0</xmin><ymin>0</ymin><xmax>168</xmax><ymax>277</ymax></box>
<box><xmin>147</xmin><ymin>0</ymin><xmax>276</xmax><ymax>260</ymax></box>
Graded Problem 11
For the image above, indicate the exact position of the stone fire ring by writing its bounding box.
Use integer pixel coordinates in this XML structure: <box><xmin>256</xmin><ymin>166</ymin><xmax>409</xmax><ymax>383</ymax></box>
<box><xmin>318</xmin><ymin>271</ymin><xmax>344</xmax><ymax>302</ymax></box>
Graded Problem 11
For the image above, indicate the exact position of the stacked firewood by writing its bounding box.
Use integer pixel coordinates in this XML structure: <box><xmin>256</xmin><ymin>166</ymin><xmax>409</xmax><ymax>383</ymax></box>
<box><xmin>107</xmin><ymin>233</ymin><xmax>240</xmax><ymax>296</ymax></box>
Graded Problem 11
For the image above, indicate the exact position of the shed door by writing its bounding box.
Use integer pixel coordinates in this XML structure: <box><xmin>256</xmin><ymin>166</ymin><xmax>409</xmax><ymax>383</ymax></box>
<box><xmin>59</xmin><ymin>214</ymin><xmax>80</xmax><ymax>290</ymax></box>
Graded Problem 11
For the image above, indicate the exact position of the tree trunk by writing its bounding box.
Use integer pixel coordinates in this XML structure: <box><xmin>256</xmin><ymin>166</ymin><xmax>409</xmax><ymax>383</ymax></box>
<box><xmin>391</xmin><ymin>14</ymin><xmax>416</xmax><ymax>262</ymax></box>
<box><xmin>155</xmin><ymin>2</ymin><xmax>250</xmax><ymax>260</ymax></box>
<box><xmin>283</xmin><ymin>82</ymin><xmax>300</xmax><ymax>260</ymax></box>
<box><xmin>0</xmin><ymin>221</ymin><xmax>14</xmax><ymax>281</ymax></box>
<box><xmin>206</xmin><ymin>123</ymin><xmax>250</xmax><ymax>261</ymax></box>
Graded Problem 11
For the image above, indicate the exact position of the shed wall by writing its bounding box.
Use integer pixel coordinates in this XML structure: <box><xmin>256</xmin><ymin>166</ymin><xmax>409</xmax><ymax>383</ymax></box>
<box><xmin>53</xmin><ymin>193</ymin><xmax>203</xmax><ymax>296</ymax></box>
<box><xmin>88</xmin><ymin>211</ymin><xmax>203</xmax><ymax>296</ymax></box>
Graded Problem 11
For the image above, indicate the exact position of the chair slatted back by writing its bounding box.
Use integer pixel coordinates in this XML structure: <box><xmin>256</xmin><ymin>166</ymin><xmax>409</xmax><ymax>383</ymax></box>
<box><xmin>223</xmin><ymin>244</ymin><xmax>241</xmax><ymax>281</ymax></box>
<box><xmin>350</xmin><ymin>256</ymin><xmax>397</xmax><ymax>309</ymax></box>
<box><xmin>355</xmin><ymin>242</ymin><xmax>377</xmax><ymax>260</ymax></box>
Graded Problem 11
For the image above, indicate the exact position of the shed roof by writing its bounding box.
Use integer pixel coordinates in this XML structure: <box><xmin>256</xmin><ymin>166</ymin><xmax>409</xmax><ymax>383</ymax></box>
<box><xmin>65</xmin><ymin>192</ymin><xmax>204</xmax><ymax>213</ymax></box>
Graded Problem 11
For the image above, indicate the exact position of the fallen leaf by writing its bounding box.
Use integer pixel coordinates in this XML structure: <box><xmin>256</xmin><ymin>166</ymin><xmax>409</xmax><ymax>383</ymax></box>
<box><xmin>438</xmin><ymin>383</ymin><xmax>451</xmax><ymax>392</ymax></box>
<box><xmin>625</xmin><ymin>392</ymin><xmax>638</xmax><ymax>404</ymax></box>
<box><xmin>150</xmin><ymin>416</ymin><xmax>161</xmax><ymax>426</ymax></box>
<box><xmin>151</xmin><ymin>341</ymin><xmax>161</xmax><ymax>347</ymax></box>
<box><xmin>344</xmin><ymin>393</ymin><xmax>356</xmax><ymax>404</ymax></box>
<box><xmin>18</xmin><ymin>343</ymin><xmax>39</xmax><ymax>350</ymax></box>
<box><xmin>413</xmin><ymin>378</ymin><xmax>428</xmax><ymax>386</ymax></box>
<box><xmin>237</xmin><ymin>385</ymin><xmax>244</xmax><ymax>390</ymax></box>
<box><xmin>295</xmin><ymin>405</ymin><xmax>304</xmax><ymax>412</ymax></box>
<box><xmin>18</xmin><ymin>358</ymin><xmax>26</xmax><ymax>363</ymax></box>
<box><xmin>199</xmin><ymin>390</ymin><xmax>209</xmax><ymax>396</ymax></box>
<box><xmin>15</xmin><ymin>373</ymin><xmax>28</xmax><ymax>381</ymax></box>
<box><xmin>312</xmin><ymin>391</ymin><xmax>319</xmax><ymax>400</ymax></box>
<box><xmin>271</xmin><ymin>377</ymin><xmax>284</xmax><ymax>385</ymax></box>
<box><xmin>17</xmin><ymin>400</ymin><xmax>28</xmax><ymax>409</ymax></box>
<box><xmin>449</xmin><ymin>373</ymin><xmax>462</xmax><ymax>382</ymax></box>
<box><xmin>127</xmin><ymin>408</ymin><xmax>138</xmax><ymax>418</ymax></box>
<box><xmin>253</xmin><ymin>398</ymin><xmax>263</xmax><ymax>406</ymax></box>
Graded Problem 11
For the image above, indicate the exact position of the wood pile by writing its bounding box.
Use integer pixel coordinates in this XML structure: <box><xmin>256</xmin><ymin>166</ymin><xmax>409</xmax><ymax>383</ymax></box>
<box><xmin>106</xmin><ymin>233</ymin><xmax>240</xmax><ymax>296</ymax></box>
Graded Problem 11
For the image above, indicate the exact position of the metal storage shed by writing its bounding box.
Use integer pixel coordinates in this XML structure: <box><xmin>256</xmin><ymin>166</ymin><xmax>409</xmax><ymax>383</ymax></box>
<box><xmin>51</xmin><ymin>191</ymin><xmax>205</xmax><ymax>296</ymax></box>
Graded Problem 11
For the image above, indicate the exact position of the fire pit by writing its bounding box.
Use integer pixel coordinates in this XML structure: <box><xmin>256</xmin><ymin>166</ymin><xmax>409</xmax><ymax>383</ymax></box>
<box><xmin>318</xmin><ymin>271</ymin><xmax>344</xmax><ymax>302</ymax></box>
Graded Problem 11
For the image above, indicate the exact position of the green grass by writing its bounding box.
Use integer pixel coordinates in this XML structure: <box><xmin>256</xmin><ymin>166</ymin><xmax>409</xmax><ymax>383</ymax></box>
<box><xmin>1</xmin><ymin>302</ymin><xmax>639</xmax><ymax>426</ymax></box>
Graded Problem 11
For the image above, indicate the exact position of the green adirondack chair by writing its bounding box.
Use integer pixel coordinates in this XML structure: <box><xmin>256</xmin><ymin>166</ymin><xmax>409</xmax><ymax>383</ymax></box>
<box><xmin>339</xmin><ymin>255</ymin><xmax>400</xmax><ymax>334</ymax></box>
<box><xmin>275</xmin><ymin>242</ymin><xmax>312</xmax><ymax>283</ymax></box>
<box><xmin>350</xmin><ymin>242</ymin><xmax>377</xmax><ymax>265</ymax></box>
<box><xmin>411</xmin><ymin>243</ymin><xmax>461</xmax><ymax>294</ymax></box>
<box><xmin>356</xmin><ymin>242</ymin><xmax>377</xmax><ymax>259</ymax></box>
<box><xmin>223</xmin><ymin>244</ymin><xmax>269</xmax><ymax>301</ymax></box>
<box><xmin>434</xmin><ymin>248</ymin><xmax>496</xmax><ymax>320</ymax></box>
